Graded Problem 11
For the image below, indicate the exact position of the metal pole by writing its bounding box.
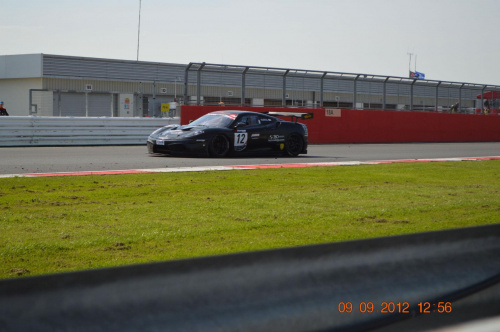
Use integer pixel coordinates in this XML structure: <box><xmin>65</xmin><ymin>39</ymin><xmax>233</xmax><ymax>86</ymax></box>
<box><xmin>197</xmin><ymin>63</ymin><xmax>205</xmax><ymax>105</ymax></box>
<box><xmin>459</xmin><ymin>83</ymin><xmax>464</xmax><ymax>113</ymax></box>
<box><xmin>136</xmin><ymin>0</ymin><xmax>142</xmax><ymax>61</ymax></box>
<box><xmin>152</xmin><ymin>81</ymin><xmax>156</xmax><ymax>118</ymax></box>
<box><xmin>407</xmin><ymin>52</ymin><xmax>413</xmax><ymax>77</ymax></box>
<box><xmin>320</xmin><ymin>72</ymin><xmax>327</xmax><ymax>108</ymax></box>
<box><xmin>383</xmin><ymin>77</ymin><xmax>389</xmax><ymax>110</ymax></box>
<box><xmin>368</xmin><ymin>79</ymin><xmax>371</xmax><ymax>109</ymax></box>
<box><xmin>435</xmin><ymin>82</ymin><xmax>441</xmax><ymax>112</ymax></box>
<box><xmin>184</xmin><ymin>63</ymin><xmax>193</xmax><ymax>105</ymax></box>
<box><xmin>353</xmin><ymin>75</ymin><xmax>360</xmax><ymax>109</ymax></box>
<box><xmin>282</xmin><ymin>70</ymin><xmax>289</xmax><ymax>107</ymax></box>
<box><xmin>410</xmin><ymin>80</ymin><xmax>416</xmax><ymax>111</ymax></box>
<box><xmin>241</xmin><ymin>67</ymin><xmax>249</xmax><ymax>106</ymax></box>
<box><xmin>300</xmin><ymin>74</ymin><xmax>304</xmax><ymax>107</ymax></box>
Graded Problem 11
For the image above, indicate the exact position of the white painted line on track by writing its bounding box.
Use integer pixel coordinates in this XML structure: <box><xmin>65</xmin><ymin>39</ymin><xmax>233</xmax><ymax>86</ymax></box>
<box><xmin>0</xmin><ymin>156</ymin><xmax>498</xmax><ymax>178</ymax></box>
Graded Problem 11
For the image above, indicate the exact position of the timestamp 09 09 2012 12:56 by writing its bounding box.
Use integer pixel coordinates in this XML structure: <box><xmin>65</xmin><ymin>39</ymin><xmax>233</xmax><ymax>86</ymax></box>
<box><xmin>338</xmin><ymin>301</ymin><xmax>453</xmax><ymax>314</ymax></box>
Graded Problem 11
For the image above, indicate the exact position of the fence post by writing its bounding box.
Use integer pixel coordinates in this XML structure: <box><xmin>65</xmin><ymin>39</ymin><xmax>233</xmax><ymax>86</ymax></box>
<box><xmin>410</xmin><ymin>79</ymin><xmax>416</xmax><ymax>111</ymax></box>
<box><xmin>353</xmin><ymin>75</ymin><xmax>360</xmax><ymax>109</ymax></box>
<box><xmin>282</xmin><ymin>70</ymin><xmax>289</xmax><ymax>107</ymax></box>
<box><xmin>242</xmin><ymin>67</ymin><xmax>249</xmax><ymax>106</ymax></box>
<box><xmin>184</xmin><ymin>63</ymin><xmax>192</xmax><ymax>106</ymax></box>
<box><xmin>197</xmin><ymin>63</ymin><xmax>205</xmax><ymax>105</ymax></box>
<box><xmin>435</xmin><ymin>82</ymin><xmax>441</xmax><ymax>112</ymax></box>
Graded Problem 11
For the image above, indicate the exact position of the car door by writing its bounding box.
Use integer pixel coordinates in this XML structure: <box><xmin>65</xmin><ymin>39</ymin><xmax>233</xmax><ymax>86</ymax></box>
<box><xmin>232</xmin><ymin>114</ymin><xmax>272</xmax><ymax>152</ymax></box>
<box><xmin>256</xmin><ymin>115</ymin><xmax>286</xmax><ymax>150</ymax></box>
<box><xmin>243</xmin><ymin>114</ymin><xmax>285</xmax><ymax>151</ymax></box>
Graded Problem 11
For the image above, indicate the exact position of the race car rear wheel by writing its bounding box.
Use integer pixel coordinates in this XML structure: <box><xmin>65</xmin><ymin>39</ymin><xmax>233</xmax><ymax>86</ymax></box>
<box><xmin>209</xmin><ymin>134</ymin><xmax>230</xmax><ymax>157</ymax></box>
<box><xmin>284</xmin><ymin>134</ymin><xmax>303</xmax><ymax>157</ymax></box>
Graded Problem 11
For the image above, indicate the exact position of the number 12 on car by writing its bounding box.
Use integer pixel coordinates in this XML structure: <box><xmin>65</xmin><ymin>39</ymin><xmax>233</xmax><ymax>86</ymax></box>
<box><xmin>234</xmin><ymin>133</ymin><xmax>248</xmax><ymax>147</ymax></box>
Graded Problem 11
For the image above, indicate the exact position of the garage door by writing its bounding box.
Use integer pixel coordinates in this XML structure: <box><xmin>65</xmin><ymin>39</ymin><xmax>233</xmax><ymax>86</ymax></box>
<box><xmin>53</xmin><ymin>92</ymin><xmax>112</xmax><ymax>117</ymax></box>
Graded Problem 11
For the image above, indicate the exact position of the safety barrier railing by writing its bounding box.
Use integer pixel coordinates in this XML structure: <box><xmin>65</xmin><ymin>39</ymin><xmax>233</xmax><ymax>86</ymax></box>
<box><xmin>0</xmin><ymin>116</ymin><xmax>179</xmax><ymax>147</ymax></box>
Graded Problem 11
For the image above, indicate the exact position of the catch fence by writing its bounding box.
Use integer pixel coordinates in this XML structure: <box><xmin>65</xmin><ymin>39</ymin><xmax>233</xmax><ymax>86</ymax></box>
<box><xmin>24</xmin><ymin>55</ymin><xmax>500</xmax><ymax>118</ymax></box>
<box><xmin>184</xmin><ymin>62</ymin><xmax>500</xmax><ymax>113</ymax></box>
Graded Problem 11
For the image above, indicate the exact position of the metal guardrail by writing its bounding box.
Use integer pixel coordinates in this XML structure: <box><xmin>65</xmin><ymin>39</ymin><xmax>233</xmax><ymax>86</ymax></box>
<box><xmin>0</xmin><ymin>116</ymin><xmax>179</xmax><ymax>147</ymax></box>
<box><xmin>0</xmin><ymin>224</ymin><xmax>499</xmax><ymax>331</ymax></box>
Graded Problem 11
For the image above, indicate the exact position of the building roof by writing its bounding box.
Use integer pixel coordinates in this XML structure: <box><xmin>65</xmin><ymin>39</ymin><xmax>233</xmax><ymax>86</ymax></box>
<box><xmin>0</xmin><ymin>54</ymin><xmax>186</xmax><ymax>82</ymax></box>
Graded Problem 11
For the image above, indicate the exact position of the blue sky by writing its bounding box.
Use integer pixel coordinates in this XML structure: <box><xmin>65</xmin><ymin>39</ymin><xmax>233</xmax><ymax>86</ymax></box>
<box><xmin>2</xmin><ymin>0</ymin><xmax>499</xmax><ymax>85</ymax></box>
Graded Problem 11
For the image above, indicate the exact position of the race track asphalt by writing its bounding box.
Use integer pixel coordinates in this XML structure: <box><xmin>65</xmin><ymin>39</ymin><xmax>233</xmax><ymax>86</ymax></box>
<box><xmin>0</xmin><ymin>142</ymin><xmax>499</xmax><ymax>175</ymax></box>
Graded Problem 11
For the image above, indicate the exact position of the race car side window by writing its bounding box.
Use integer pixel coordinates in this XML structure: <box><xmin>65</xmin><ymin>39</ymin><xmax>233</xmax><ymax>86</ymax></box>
<box><xmin>258</xmin><ymin>115</ymin><xmax>276</xmax><ymax>125</ymax></box>
<box><xmin>238</xmin><ymin>115</ymin><xmax>260</xmax><ymax>127</ymax></box>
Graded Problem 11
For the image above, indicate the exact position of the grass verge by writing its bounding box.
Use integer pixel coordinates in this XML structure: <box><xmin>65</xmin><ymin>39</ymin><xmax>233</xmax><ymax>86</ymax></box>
<box><xmin>1</xmin><ymin>160</ymin><xmax>499</xmax><ymax>279</ymax></box>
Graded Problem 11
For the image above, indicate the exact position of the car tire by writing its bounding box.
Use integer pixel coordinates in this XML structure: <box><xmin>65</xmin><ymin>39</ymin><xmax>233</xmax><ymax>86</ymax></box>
<box><xmin>208</xmin><ymin>134</ymin><xmax>230</xmax><ymax>157</ymax></box>
<box><xmin>284</xmin><ymin>133</ymin><xmax>303</xmax><ymax>157</ymax></box>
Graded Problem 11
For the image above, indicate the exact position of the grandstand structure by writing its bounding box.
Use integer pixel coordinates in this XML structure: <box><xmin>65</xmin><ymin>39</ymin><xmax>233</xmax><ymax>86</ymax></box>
<box><xmin>1</xmin><ymin>54</ymin><xmax>499</xmax><ymax>117</ymax></box>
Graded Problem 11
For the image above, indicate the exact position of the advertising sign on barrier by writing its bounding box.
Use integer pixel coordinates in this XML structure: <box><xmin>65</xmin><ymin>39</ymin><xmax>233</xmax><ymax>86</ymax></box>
<box><xmin>325</xmin><ymin>109</ymin><xmax>341</xmax><ymax>117</ymax></box>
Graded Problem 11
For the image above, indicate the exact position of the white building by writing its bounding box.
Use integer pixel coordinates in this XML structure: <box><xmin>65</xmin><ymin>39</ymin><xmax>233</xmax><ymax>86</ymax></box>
<box><xmin>0</xmin><ymin>54</ymin><xmax>185</xmax><ymax>117</ymax></box>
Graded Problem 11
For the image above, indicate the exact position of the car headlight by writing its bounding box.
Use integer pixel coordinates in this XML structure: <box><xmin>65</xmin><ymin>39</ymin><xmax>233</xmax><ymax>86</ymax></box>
<box><xmin>185</xmin><ymin>130</ymin><xmax>205</xmax><ymax>138</ymax></box>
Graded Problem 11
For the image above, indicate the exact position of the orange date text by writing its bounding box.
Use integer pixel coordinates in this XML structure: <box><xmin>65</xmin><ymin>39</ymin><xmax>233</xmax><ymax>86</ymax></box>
<box><xmin>338</xmin><ymin>301</ymin><xmax>452</xmax><ymax>314</ymax></box>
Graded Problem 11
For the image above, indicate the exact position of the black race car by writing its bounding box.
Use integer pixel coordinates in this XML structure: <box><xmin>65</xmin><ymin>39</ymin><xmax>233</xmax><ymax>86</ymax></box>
<box><xmin>147</xmin><ymin>110</ymin><xmax>312</xmax><ymax>157</ymax></box>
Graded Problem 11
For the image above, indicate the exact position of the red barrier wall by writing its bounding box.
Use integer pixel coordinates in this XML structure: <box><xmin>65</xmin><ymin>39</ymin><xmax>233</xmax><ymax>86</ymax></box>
<box><xmin>180</xmin><ymin>106</ymin><xmax>500</xmax><ymax>144</ymax></box>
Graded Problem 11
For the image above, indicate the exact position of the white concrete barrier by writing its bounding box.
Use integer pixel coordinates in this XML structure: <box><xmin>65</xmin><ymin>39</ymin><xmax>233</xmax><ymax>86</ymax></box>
<box><xmin>0</xmin><ymin>116</ymin><xmax>179</xmax><ymax>146</ymax></box>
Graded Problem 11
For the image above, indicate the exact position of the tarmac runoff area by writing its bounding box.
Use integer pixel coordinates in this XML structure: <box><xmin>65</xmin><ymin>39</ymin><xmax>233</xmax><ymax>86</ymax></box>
<box><xmin>0</xmin><ymin>156</ymin><xmax>498</xmax><ymax>178</ymax></box>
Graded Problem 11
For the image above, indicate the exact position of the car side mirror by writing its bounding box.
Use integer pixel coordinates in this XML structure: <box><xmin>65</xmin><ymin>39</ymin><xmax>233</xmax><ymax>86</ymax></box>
<box><xmin>235</xmin><ymin>122</ymin><xmax>246</xmax><ymax>128</ymax></box>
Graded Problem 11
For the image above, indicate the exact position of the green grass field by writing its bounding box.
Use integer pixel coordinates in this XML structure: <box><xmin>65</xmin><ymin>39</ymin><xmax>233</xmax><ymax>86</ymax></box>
<box><xmin>1</xmin><ymin>160</ymin><xmax>499</xmax><ymax>279</ymax></box>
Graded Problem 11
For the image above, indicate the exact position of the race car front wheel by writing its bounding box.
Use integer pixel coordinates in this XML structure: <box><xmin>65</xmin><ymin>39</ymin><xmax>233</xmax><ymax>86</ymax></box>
<box><xmin>209</xmin><ymin>134</ymin><xmax>230</xmax><ymax>157</ymax></box>
<box><xmin>284</xmin><ymin>134</ymin><xmax>304</xmax><ymax>157</ymax></box>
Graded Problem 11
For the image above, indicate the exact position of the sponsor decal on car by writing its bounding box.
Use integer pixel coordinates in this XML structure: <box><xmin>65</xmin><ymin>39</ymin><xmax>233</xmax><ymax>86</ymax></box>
<box><xmin>224</xmin><ymin>113</ymin><xmax>238</xmax><ymax>119</ymax></box>
<box><xmin>251</xmin><ymin>133</ymin><xmax>260</xmax><ymax>139</ymax></box>
<box><xmin>210</xmin><ymin>112</ymin><xmax>238</xmax><ymax>120</ymax></box>
<box><xmin>268</xmin><ymin>135</ymin><xmax>285</xmax><ymax>142</ymax></box>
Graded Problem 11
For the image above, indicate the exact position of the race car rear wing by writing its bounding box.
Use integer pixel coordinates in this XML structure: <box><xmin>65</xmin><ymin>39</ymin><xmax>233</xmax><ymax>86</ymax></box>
<box><xmin>264</xmin><ymin>112</ymin><xmax>314</xmax><ymax>122</ymax></box>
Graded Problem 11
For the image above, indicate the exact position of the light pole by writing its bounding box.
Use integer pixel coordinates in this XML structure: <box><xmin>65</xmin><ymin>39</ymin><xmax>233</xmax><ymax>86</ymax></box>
<box><xmin>136</xmin><ymin>0</ymin><xmax>142</xmax><ymax>61</ymax></box>
<box><xmin>407</xmin><ymin>52</ymin><xmax>413</xmax><ymax>77</ymax></box>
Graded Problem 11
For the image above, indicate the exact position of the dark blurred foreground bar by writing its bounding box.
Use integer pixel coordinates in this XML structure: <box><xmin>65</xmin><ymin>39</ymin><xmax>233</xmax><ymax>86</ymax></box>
<box><xmin>0</xmin><ymin>224</ymin><xmax>499</xmax><ymax>332</ymax></box>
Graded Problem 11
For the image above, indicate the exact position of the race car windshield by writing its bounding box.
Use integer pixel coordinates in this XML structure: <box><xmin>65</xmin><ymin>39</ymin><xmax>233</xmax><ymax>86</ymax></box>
<box><xmin>189</xmin><ymin>114</ymin><xmax>235</xmax><ymax>128</ymax></box>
